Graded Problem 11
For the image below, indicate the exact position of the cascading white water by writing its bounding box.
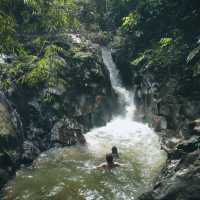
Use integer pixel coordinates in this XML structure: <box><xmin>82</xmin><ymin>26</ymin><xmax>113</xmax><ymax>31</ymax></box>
<box><xmin>85</xmin><ymin>47</ymin><xmax>166</xmax><ymax>179</ymax></box>
<box><xmin>3</xmin><ymin>47</ymin><xmax>166</xmax><ymax>200</ymax></box>
<box><xmin>101</xmin><ymin>47</ymin><xmax>135</xmax><ymax>119</ymax></box>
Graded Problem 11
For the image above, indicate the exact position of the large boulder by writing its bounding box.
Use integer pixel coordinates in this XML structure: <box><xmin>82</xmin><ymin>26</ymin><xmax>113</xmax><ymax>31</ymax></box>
<box><xmin>139</xmin><ymin>150</ymin><xmax>200</xmax><ymax>200</ymax></box>
<box><xmin>0</xmin><ymin>92</ymin><xmax>23</xmax><ymax>154</ymax></box>
<box><xmin>21</xmin><ymin>140</ymin><xmax>41</xmax><ymax>164</ymax></box>
<box><xmin>0</xmin><ymin>92</ymin><xmax>23</xmax><ymax>188</ymax></box>
<box><xmin>50</xmin><ymin>117</ymin><xmax>86</xmax><ymax>147</ymax></box>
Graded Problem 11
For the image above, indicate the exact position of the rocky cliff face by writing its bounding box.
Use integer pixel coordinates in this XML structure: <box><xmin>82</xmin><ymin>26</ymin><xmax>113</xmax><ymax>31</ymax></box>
<box><xmin>136</xmin><ymin>78</ymin><xmax>200</xmax><ymax>200</ymax></box>
<box><xmin>112</xmin><ymin>44</ymin><xmax>200</xmax><ymax>199</ymax></box>
<box><xmin>0</xmin><ymin>34</ymin><xmax>116</xmax><ymax>189</ymax></box>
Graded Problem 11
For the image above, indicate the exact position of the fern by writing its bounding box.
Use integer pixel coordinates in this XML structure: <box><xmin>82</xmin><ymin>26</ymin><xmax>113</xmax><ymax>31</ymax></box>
<box><xmin>187</xmin><ymin>45</ymin><xmax>200</xmax><ymax>63</ymax></box>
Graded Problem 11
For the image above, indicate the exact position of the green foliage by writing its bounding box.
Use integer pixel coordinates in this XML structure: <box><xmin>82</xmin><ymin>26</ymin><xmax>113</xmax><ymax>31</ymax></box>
<box><xmin>122</xmin><ymin>11</ymin><xmax>139</xmax><ymax>31</ymax></box>
<box><xmin>131</xmin><ymin>54</ymin><xmax>145</xmax><ymax>66</ymax></box>
<box><xmin>0</xmin><ymin>0</ymin><xmax>79</xmax><ymax>54</ymax></box>
<box><xmin>0</xmin><ymin>44</ymin><xmax>66</xmax><ymax>90</ymax></box>
<box><xmin>129</xmin><ymin>35</ymin><xmax>188</xmax><ymax>83</ymax></box>
<box><xmin>0</xmin><ymin>0</ymin><xmax>82</xmax><ymax>92</ymax></box>
<box><xmin>40</xmin><ymin>92</ymin><xmax>56</xmax><ymax>105</ymax></box>
<box><xmin>112</xmin><ymin>31</ymin><xmax>125</xmax><ymax>49</ymax></box>
<box><xmin>0</xmin><ymin>11</ymin><xmax>17</xmax><ymax>53</ymax></box>
<box><xmin>187</xmin><ymin>45</ymin><xmax>200</xmax><ymax>63</ymax></box>
<box><xmin>24</xmin><ymin>0</ymin><xmax>79</xmax><ymax>33</ymax></box>
<box><xmin>159</xmin><ymin>38</ymin><xmax>173</xmax><ymax>48</ymax></box>
<box><xmin>23</xmin><ymin>45</ymin><xmax>66</xmax><ymax>87</ymax></box>
<box><xmin>73</xmin><ymin>51</ymin><xmax>93</xmax><ymax>61</ymax></box>
<box><xmin>187</xmin><ymin>44</ymin><xmax>200</xmax><ymax>76</ymax></box>
<box><xmin>193</xmin><ymin>63</ymin><xmax>200</xmax><ymax>76</ymax></box>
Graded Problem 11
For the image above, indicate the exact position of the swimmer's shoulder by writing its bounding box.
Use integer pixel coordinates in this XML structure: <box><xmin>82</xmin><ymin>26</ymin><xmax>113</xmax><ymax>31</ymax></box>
<box><xmin>96</xmin><ymin>162</ymin><xmax>107</xmax><ymax>169</ymax></box>
<box><xmin>114</xmin><ymin>162</ymin><xmax>127</xmax><ymax>167</ymax></box>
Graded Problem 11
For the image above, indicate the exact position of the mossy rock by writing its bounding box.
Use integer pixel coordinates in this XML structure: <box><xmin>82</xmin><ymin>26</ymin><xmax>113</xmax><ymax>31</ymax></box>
<box><xmin>0</xmin><ymin>102</ymin><xmax>15</xmax><ymax>137</ymax></box>
<box><xmin>73</xmin><ymin>51</ymin><xmax>93</xmax><ymax>61</ymax></box>
<box><xmin>0</xmin><ymin>168</ymin><xmax>9</xmax><ymax>188</ymax></box>
<box><xmin>0</xmin><ymin>94</ymin><xmax>22</xmax><ymax>150</ymax></box>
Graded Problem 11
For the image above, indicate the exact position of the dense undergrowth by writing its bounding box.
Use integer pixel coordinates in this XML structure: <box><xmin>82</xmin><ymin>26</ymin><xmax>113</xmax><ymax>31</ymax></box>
<box><xmin>1</xmin><ymin>0</ymin><xmax>200</xmax><ymax>93</ymax></box>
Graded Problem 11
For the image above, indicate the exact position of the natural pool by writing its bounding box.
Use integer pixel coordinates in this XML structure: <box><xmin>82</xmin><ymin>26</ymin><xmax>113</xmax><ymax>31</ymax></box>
<box><xmin>3</xmin><ymin>117</ymin><xmax>166</xmax><ymax>200</ymax></box>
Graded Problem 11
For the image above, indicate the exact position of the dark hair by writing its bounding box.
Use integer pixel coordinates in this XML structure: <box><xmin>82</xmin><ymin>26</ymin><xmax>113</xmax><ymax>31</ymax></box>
<box><xmin>106</xmin><ymin>153</ymin><xmax>113</xmax><ymax>164</ymax></box>
<box><xmin>112</xmin><ymin>146</ymin><xmax>118</xmax><ymax>154</ymax></box>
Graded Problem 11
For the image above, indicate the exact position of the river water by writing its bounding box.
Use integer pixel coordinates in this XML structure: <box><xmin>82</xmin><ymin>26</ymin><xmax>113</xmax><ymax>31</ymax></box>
<box><xmin>2</xmin><ymin>48</ymin><xmax>166</xmax><ymax>200</ymax></box>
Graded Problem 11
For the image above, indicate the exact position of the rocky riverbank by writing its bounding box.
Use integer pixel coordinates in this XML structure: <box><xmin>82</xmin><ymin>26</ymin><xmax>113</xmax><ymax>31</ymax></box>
<box><xmin>112</xmin><ymin>47</ymin><xmax>200</xmax><ymax>199</ymax></box>
<box><xmin>132</xmin><ymin>62</ymin><xmax>200</xmax><ymax>200</ymax></box>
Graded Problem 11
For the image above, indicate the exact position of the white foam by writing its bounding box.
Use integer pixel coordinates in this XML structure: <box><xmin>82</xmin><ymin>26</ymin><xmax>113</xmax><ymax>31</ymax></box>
<box><xmin>84</xmin><ymin>47</ymin><xmax>165</xmax><ymax>175</ymax></box>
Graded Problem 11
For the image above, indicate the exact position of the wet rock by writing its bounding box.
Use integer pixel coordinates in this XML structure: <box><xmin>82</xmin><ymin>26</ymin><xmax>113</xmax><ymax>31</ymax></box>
<box><xmin>7</xmin><ymin>36</ymin><xmax>114</xmax><ymax>154</ymax></box>
<box><xmin>50</xmin><ymin>117</ymin><xmax>86</xmax><ymax>146</ymax></box>
<box><xmin>42</xmin><ymin>82</ymin><xmax>67</xmax><ymax>97</ymax></box>
<box><xmin>188</xmin><ymin>119</ymin><xmax>200</xmax><ymax>135</ymax></box>
<box><xmin>21</xmin><ymin>141</ymin><xmax>41</xmax><ymax>164</ymax></box>
<box><xmin>0</xmin><ymin>93</ymin><xmax>23</xmax><ymax>144</ymax></box>
<box><xmin>0</xmin><ymin>94</ymin><xmax>23</xmax><ymax>149</ymax></box>
<box><xmin>176</xmin><ymin>136</ymin><xmax>200</xmax><ymax>153</ymax></box>
<box><xmin>139</xmin><ymin>133</ymin><xmax>200</xmax><ymax>200</ymax></box>
<box><xmin>130</xmin><ymin>71</ymin><xmax>200</xmax><ymax>200</ymax></box>
<box><xmin>0</xmin><ymin>168</ymin><xmax>9</xmax><ymax>188</ymax></box>
<box><xmin>0</xmin><ymin>92</ymin><xmax>23</xmax><ymax>189</ymax></box>
<box><xmin>139</xmin><ymin>150</ymin><xmax>200</xmax><ymax>200</ymax></box>
<box><xmin>73</xmin><ymin>51</ymin><xmax>93</xmax><ymax>60</ymax></box>
<box><xmin>153</xmin><ymin>115</ymin><xmax>167</xmax><ymax>132</ymax></box>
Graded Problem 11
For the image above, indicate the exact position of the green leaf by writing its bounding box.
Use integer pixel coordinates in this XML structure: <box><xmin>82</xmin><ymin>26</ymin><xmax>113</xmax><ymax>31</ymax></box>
<box><xmin>122</xmin><ymin>11</ymin><xmax>139</xmax><ymax>31</ymax></box>
<box><xmin>159</xmin><ymin>38</ymin><xmax>173</xmax><ymax>48</ymax></box>
<box><xmin>131</xmin><ymin>54</ymin><xmax>145</xmax><ymax>66</ymax></box>
<box><xmin>187</xmin><ymin>45</ymin><xmax>200</xmax><ymax>63</ymax></box>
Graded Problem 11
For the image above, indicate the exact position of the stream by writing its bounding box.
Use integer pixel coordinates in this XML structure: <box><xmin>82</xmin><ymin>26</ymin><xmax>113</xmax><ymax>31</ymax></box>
<box><xmin>2</xmin><ymin>47</ymin><xmax>166</xmax><ymax>200</ymax></box>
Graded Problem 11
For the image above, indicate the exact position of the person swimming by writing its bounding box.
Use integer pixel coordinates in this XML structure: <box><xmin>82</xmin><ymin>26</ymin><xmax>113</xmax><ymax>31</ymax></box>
<box><xmin>111</xmin><ymin>146</ymin><xmax>119</xmax><ymax>159</ymax></box>
<box><xmin>96</xmin><ymin>153</ymin><xmax>124</xmax><ymax>170</ymax></box>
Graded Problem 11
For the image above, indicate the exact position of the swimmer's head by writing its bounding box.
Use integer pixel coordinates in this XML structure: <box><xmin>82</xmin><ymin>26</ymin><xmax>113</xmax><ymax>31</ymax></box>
<box><xmin>112</xmin><ymin>146</ymin><xmax>118</xmax><ymax>154</ymax></box>
<box><xmin>112</xmin><ymin>146</ymin><xmax>119</xmax><ymax>158</ymax></box>
<box><xmin>106</xmin><ymin>153</ymin><xmax>113</xmax><ymax>165</ymax></box>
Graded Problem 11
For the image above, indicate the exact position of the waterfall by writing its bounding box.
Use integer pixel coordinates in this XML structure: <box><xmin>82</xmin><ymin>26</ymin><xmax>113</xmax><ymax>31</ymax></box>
<box><xmin>101</xmin><ymin>47</ymin><xmax>135</xmax><ymax>119</ymax></box>
<box><xmin>85</xmin><ymin>48</ymin><xmax>165</xmax><ymax>173</ymax></box>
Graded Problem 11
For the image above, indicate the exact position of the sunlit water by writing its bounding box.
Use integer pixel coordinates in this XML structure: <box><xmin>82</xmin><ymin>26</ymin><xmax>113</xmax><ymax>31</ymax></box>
<box><xmin>2</xmin><ymin>48</ymin><xmax>166</xmax><ymax>200</ymax></box>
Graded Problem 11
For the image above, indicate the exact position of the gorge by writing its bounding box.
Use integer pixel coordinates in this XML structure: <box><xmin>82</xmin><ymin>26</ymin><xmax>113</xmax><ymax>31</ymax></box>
<box><xmin>0</xmin><ymin>1</ymin><xmax>200</xmax><ymax>200</ymax></box>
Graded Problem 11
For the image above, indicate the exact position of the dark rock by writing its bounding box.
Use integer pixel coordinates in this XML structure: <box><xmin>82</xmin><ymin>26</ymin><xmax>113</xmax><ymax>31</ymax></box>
<box><xmin>21</xmin><ymin>141</ymin><xmax>41</xmax><ymax>164</ymax></box>
<box><xmin>188</xmin><ymin>119</ymin><xmax>200</xmax><ymax>135</ymax></box>
<box><xmin>0</xmin><ymin>92</ymin><xmax>23</xmax><ymax>150</ymax></box>
<box><xmin>0</xmin><ymin>91</ymin><xmax>23</xmax><ymax>190</ymax></box>
<box><xmin>139</xmin><ymin>152</ymin><xmax>200</xmax><ymax>200</ymax></box>
<box><xmin>152</xmin><ymin>115</ymin><xmax>167</xmax><ymax>132</ymax></box>
<box><xmin>50</xmin><ymin>117</ymin><xmax>86</xmax><ymax>146</ymax></box>
<box><xmin>5</xmin><ymin>36</ymin><xmax>114</xmax><ymax>159</ymax></box>
<box><xmin>0</xmin><ymin>168</ymin><xmax>10</xmax><ymax>189</ymax></box>
<box><xmin>176</xmin><ymin>136</ymin><xmax>200</xmax><ymax>153</ymax></box>
<box><xmin>129</xmin><ymin>66</ymin><xmax>200</xmax><ymax>200</ymax></box>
